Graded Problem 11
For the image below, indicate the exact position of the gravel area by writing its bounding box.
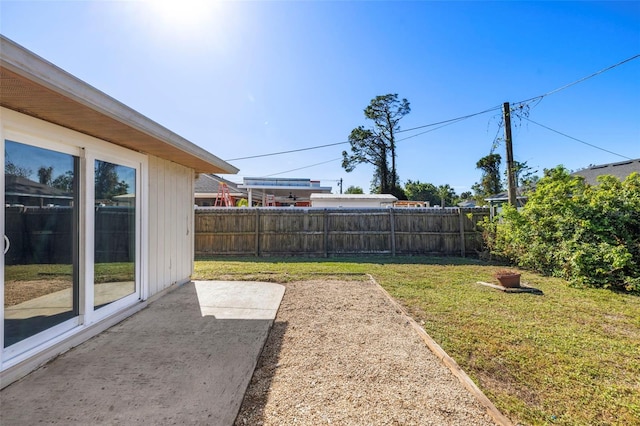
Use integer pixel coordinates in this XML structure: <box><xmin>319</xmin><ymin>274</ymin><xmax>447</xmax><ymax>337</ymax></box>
<box><xmin>235</xmin><ymin>279</ymin><xmax>499</xmax><ymax>426</ymax></box>
<box><xmin>4</xmin><ymin>279</ymin><xmax>71</xmax><ymax>306</ymax></box>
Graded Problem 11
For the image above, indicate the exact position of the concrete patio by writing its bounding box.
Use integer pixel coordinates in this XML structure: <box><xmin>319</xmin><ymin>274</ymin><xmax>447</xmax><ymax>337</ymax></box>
<box><xmin>0</xmin><ymin>280</ymin><xmax>285</xmax><ymax>425</ymax></box>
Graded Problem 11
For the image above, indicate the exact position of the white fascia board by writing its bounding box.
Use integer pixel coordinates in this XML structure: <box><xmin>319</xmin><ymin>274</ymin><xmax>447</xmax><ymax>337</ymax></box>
<box><xmin>0</xmin><ymin>36</ymin><xmax>238</xmax><ymax>174</ymax></box>
<box><xmin>310</xmin><ymin>194</ymin><xmax>397</xmax><ymax>200</ymax></box>
<box><xmin>239</xmin><ymin>185</ymin><xmax>332</xmax><ymax>191</ymax></box>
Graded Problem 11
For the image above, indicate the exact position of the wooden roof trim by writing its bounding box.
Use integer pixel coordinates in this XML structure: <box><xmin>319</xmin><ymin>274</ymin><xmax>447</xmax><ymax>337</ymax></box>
<box><xmin>0</xmin><ymin>35</ymin><xmax>238</xmax><ymax>174</ymax></box>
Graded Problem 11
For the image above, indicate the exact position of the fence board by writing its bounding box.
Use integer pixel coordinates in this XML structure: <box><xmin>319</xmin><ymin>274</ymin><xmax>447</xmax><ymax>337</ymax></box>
<box><xmin>5</xmin><ymin>206</ymin><xmax>134</xmax><ymax>265</ymax></box>
<box><xmin>195</xmin><ymin>207</ymin><xmax>489</xmax><ymax>258</ymax></box>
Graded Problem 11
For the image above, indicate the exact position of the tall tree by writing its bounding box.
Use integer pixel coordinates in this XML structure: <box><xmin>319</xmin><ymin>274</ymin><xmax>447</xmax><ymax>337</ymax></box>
<box><xmin>342</xmin><ymin>94</ymin><xmax>410</xmax><ymax>195</ymax></box>
<box><xmin>404</xmin><ymin>180</ymin><xmax>439</xmax><ymax>205</ymax></box>
<box><xmin>95</xmin><ymin>162</ymin><xmax>129</xmax><ymax>201</ymax></box>
<box><xmin>437</xmin><ymin>184</ymin><xmax>456</xmax><ymax>208</ymax></box>
<box><xmin>459</xmin><ymin>191</ymin><xmax>473</xmax><ymax>200</ymax></box>
<box><xmin>5</xmin><ymin>161</ymin><xmax>32</xmax><ymax>179</ymax></box>
<box><xmin>52</xmin><ymin>170</ymin><xmax>74</xmax><ymax>192</ymax></box>
<box><xmin>511</xmin><ymin>160</ymin><xmax>539</xmax><ymax>191</ymax></box>
<box><xmin>474</xmin><ymin>153</ymin><xmax>503</xmax><ymax>197</ymax></box>
<box><xmin>343</xmin><ymin>126</ymin><xmax>389</xmax><ymax>191</ymax></box>
<box><xmin>38</xmin><ymin>166</ymin><xmax>53</xmax><ymax>186</ymax></box>
<box><xmin>344</xmin><ymin>185</ymin><xmax>364</xmax><ymax>194</ymax></box>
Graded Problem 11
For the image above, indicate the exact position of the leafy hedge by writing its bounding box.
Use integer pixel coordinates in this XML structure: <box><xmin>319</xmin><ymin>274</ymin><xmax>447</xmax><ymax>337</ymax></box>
<box><xmin>484</xmin><ymin>166</ymin><xmax>640</xmax><ymax>292</ymax></box>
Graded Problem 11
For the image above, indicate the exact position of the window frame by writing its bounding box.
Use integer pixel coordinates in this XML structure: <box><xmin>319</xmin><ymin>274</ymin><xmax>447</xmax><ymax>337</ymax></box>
<box><xmin>1</xmin><ymin>108</ymin><xmax>148</xmax><ymax>368</ymax></box>
<box><xmin>84</xmin><ymin>150</ymin><xmax>144</xmax><ymax>325</ymax></box>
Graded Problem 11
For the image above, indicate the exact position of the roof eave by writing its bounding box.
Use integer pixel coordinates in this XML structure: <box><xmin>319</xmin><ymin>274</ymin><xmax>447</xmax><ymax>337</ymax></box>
<box><xmin>0</xmin><ymin>35</ymin><xmax>238</xmax><ymax>175</ymax></box>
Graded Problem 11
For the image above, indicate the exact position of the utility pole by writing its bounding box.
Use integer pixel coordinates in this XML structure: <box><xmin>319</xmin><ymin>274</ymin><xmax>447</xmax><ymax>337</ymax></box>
<box><xmin>503</xmin><ymin>102</ymin><xmax>517</xmax><ymax>207</ymax></box>
<box><xmin>338</xmin><ymin>178</ymin><xmax>343</xmax><ymax>194</ymax></box>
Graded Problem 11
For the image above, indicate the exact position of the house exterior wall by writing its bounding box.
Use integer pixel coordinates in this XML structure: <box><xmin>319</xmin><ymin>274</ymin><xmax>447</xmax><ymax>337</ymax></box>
<box><xmin>148</xmin><ymin>156</ymin><xmax>194</xmax><ymax>297</ymax></box>
<box><xmin>310</xmin><ymin>199</ymin><xmax>382</xmax><ymax>208</ymax></box>
<box><xmin>310</xmin><ymin>195</ymin><xmax>397</xmax><ymax>208</ymax></box>
<box><xmin>1</xmin><ymin>109</ymin><xmax>196</xmax><ymax>386</ymax></box>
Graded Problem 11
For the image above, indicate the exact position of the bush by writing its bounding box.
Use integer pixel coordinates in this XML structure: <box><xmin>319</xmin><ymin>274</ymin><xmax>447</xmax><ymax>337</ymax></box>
<box><xmin>484</xmin><ymin>166</ymin><xmax>640</xmax><ymax>292</ymax></box>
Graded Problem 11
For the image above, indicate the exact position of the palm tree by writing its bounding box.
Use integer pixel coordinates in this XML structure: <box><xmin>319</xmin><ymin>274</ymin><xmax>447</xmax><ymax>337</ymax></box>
<box><xmin>437</xmin><ymin>184</ymin><xmax>455</xmax><ymax>208</ymax></box>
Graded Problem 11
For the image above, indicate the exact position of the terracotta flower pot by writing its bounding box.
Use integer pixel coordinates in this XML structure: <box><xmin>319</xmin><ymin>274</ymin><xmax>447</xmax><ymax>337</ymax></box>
<box><xmin>495</xmin><ymin>273</ymin><xmax>521</xmax><ymax>288</ymax></box>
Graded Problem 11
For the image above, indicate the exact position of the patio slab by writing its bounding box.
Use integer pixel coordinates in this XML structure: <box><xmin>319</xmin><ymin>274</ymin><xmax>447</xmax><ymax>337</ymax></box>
<box><xmin>0</xmin><ymin>280</ymin><xmax>285</xmax><ymax>426</ymax></box>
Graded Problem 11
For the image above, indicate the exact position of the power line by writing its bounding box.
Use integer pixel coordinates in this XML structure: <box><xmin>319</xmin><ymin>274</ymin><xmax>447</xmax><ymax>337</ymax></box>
<box><xmin>523</xmin><ymin>117</ymin><xmax>633</xmax><ymax>160</ymax></box>
<box><xmin>226</xmin><ymin>140</ymin><xmax>348</xmax><ymax>161</ymax></box>
<box><xmin>265</xmin><ymin>157</ymin><xmax>342</xmax><ymax>177</ymax></box>
<box><xmin>396</xmin><ymin>118</ymin><xmax>469</xmax><ymax>142</ymax></box>
<box><xmin>226</xmin><ymin>54</ymin><xmax>639</xmax><ymax>163</ymax></box>
<box><xmin>225</xmin><ymin>114</ymin><xmax>484</xmax><ymax>162</ymax></box>
<box><xmin>266</xmin><ymin>120</ymin><xmax>470</xmax><ymax>177</ymax></box>
<box><xmin>397</xmin><ymin>105</ymin><xmax>503</xmax><ymax>133</ymax></box>
<box><xmin>489</xmin><ymin>121</ymin><xmax>504</xmax><ymax>154</ymax></box>
<box><xmin>225</xmin><ymin>111</ymin><xmax>494</xmax><ymax>163</ymax></box>
<box><xmin>515</xmin><ymin>54</ymin><xmax>640</xmax><ymax>105</ymax></box>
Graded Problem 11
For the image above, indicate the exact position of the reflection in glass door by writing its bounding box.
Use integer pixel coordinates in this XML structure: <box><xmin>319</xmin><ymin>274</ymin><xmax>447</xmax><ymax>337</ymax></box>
<box><xmin>94</xmin><ymin>160</ymin><xmax>136</xmax><ymax>309</ymax></box>
<box><xmin>4</xmin><ymin>140</ymin><xmax>79</xmax><ymax>348</ymax></box>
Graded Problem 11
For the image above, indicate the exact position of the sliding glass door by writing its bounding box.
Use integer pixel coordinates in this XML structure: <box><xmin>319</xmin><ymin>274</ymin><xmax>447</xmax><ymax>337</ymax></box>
<box><xmin>3</xmin><ymin>132</ymin><xmax>143</xmax><ymax>362</ymax></box>
<box><xmin>93</xmin><ymin>160</ymin><xmax>136</xmax><ymax>310</ymax></box>
<box><xmin>4</xmin><ymin>140</ymin><xmax>79</xmax><ymax>348</ymax></box>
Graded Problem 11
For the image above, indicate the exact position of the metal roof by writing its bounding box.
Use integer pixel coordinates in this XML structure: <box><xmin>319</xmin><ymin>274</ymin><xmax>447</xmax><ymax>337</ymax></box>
<box><xmin>0</xmin><ymin>35</ymin><xmax>238</xmax><ymax>174</ymax></box>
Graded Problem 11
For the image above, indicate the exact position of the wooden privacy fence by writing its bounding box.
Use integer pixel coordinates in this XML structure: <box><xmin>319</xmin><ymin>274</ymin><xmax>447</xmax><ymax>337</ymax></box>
<box><xmin>195</xmin><ymin>207</ymin><xmax>490</xmax><ymax>258</ymax></box>
<box><xmin>5</xmin><ymin>206</ymin><xmax>134</xmax><ymax>265</ymax></box>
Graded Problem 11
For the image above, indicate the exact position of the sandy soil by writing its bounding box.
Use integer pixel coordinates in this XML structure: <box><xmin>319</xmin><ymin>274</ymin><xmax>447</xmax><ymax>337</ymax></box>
<box><xmin>3</xmin><ymin>279</ymin><xmax>71</xmax><ymax>306</ymax></box>
<box><xmin>235</xmin><ymin>279</ymin><xmax>499</xmax><ymax>426</ymax></box>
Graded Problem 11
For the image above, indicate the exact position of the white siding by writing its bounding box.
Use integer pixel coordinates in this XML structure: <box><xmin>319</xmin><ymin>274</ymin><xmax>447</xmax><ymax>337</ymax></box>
<box><xmin>310</xmin><ymin>194</ymin><xmax>398</xmax><ymax>208</ymax></box>
<box><xmin>147</xmin><ymin>156</ymin><xmax>194</xmax><ymax>297</ymax></box>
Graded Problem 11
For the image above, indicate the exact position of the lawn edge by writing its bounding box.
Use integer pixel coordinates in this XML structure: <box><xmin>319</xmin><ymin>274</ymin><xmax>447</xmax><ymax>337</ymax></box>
<box><xmin>367</xmin><ymin>274</ymin><xmax>514</xmax><ymax>426</ymax></box>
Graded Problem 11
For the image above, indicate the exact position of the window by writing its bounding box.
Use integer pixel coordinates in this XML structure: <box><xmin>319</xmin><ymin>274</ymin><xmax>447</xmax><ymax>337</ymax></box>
<box><xmin>2</xmin><ymin>113</ymin><xmax>145</xmax><ymax>365</ymax></box>
<box><xmin>93</xmin><ymin>160</ymin><xmax>136</xmax><ymax>309</ymax></box>
<box><xmin>4</xmin><ymin>141</ymin><xmax>79</xmax><ymax>348</ymax></box>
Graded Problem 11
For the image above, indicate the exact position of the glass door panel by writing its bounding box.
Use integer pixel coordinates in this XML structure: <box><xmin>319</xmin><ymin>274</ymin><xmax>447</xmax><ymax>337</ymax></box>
<box><xmin>94</xmin><ymin>160</ymin><xmax>136</xmax><ymax>309</ymax></box>
<box><xmin>4</xmin><ymin>140</ymin><xmax>79</xmax><ymax>348</ymax></box>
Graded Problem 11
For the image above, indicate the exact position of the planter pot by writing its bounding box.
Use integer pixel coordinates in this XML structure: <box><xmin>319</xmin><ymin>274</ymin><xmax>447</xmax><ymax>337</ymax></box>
<box><xmin>496</xmin><ymin>273</ymin><xmax>521</xmax><ymax>288</ymax></box>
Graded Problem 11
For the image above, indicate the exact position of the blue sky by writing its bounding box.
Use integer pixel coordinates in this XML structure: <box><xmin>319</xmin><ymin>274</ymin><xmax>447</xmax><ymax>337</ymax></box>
<box><xmin>2</xmin><ymin>1</ymin><xmax>639</xmax><ymax>195</ymax></box>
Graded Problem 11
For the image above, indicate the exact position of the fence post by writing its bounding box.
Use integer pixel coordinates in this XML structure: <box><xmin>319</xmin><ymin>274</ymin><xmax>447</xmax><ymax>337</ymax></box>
<box><xmin>255</xmin><ymin>209</ymin><xmax>260</xmax><ymax>256</ymax></box>
<box><xmin>458</xmin><ymin>208</ymin><xmax>465</xmax><ymax>257</ymax></box>
<box><xmin>323</xmin><ymin>209</ymin><xmax>329</xmax><ymax>258</ymax></box>
<box><xmin>389</xmin><ymin>208</ymin><xmax>396</xmax><ymax>256</ymax></box>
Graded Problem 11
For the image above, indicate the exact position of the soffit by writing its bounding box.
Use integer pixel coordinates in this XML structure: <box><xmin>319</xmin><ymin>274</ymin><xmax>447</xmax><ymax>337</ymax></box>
<box><xmin>0</xmin><ymin>37</ymin><xmax>238</xmax><ymax>174</ymax></box>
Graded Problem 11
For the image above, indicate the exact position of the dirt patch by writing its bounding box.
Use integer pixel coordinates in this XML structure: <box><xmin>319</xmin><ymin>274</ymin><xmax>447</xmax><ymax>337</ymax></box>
<box><xmin>235</xmin><ymin>280</ymin><xmax>499</xmax><ymax>425</ymax></box>
<box><xmin>4</xmin><ymin>279</ymin><xmax>72</xmax><ymax>307</ymax></box>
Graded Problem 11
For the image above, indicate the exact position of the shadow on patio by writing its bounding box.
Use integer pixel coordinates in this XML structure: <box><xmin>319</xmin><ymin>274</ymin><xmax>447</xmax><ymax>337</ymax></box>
<box><xmin>0</xmin><ymin>280</ymin><xmax>285</xmax><ymax>426</ymax></box>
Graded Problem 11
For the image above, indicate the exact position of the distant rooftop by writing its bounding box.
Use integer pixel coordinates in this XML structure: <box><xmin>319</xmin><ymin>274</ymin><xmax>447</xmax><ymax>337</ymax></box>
<box><xmin>572</xmin><ymin>158</ymin><xmax>640</xmax><ymax>185</ymax></box>
<box><xmin>240</xmin><ymin>177</ymin><xmax>329</xmax><ymax>190</ymax></box>
<box><xmin>310</xmin><ymin>193</ymin><xmax>397</xmax><ymax>200</ymax></box>
<box><xmin>237</xmin><ymin>176</ymin><xmax>332</xmax><ymax>206</ymax></box>
<box><xmin>195</xmin><ymin>174</ymin><xmax>250</xmax><ymax>197</ymax></box>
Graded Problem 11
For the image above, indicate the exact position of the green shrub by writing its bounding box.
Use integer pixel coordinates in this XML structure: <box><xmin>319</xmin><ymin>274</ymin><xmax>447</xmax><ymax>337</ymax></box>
<box><xmin>484</xmin><ymin>166</ymin><xmax>640</xmax><ymax>292</ymax></box>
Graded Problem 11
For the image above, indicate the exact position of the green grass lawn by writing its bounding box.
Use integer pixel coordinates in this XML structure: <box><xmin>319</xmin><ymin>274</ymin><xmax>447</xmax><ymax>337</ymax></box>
<box><xmin>194</xmin><ymin>257</ymin><xmax>640</xmax><ymax>426</ymax></box>
<box><xmin>5</xmin><ymin>262</ymin><xmax>135</xmax><ymax>283</ymax></box>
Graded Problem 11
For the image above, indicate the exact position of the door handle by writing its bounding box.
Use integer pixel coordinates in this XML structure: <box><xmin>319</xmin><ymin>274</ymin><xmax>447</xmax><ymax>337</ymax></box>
<box><xmin>4</xmin><ymin>235</ymin><xmax>9</xmax><ymax>255</ymax></box>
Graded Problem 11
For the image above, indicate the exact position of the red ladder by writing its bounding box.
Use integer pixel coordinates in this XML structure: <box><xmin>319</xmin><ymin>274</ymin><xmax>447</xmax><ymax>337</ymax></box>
<box><xmin>214</xmin><ymin>183</ymin><xmax>233</xmax><ymax>207</ymax></box>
